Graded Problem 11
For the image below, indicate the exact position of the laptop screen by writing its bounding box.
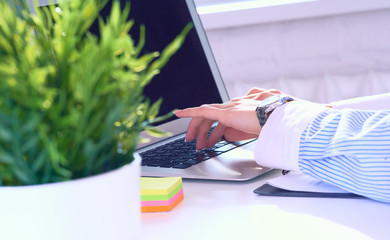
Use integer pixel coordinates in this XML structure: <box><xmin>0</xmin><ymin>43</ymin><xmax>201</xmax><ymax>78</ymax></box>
<box><xmin>90</xmin><ymin>0</ymin><xmax>224</xmax><ymax>120</ymax></box>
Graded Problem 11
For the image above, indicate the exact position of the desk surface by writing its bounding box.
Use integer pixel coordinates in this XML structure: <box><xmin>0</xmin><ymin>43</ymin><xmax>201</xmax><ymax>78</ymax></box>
<box><xmin>141</xmin><ymin>170</ymin><xmax>390</xmax><ymax>240</ymax></box>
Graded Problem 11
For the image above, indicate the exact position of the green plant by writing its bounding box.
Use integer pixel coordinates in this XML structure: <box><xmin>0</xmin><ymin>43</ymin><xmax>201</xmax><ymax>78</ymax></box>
<box><xmin>0</xmin><ymin>0</ymin><xmax>192</xmax><ymax>186</ymax></box>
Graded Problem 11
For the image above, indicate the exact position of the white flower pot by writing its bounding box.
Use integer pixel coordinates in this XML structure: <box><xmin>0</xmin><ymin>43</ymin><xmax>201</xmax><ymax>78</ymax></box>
<box><xmin>0</xmin><ymin>154</ymin><xmax>141</xmax><ymax>240</ymax></box>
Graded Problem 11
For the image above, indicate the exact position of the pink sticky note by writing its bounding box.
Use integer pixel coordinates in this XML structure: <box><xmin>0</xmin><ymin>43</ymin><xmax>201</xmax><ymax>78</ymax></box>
<box><xmin>141</xmin><ymin>189</ymin><xmax>183</xmax><ymax>207</ymax></box>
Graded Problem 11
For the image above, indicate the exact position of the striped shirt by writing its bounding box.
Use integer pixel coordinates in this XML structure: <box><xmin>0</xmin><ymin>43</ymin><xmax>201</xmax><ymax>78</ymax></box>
<box><xmin>299</xmin><ymin>109</ymin><xmax>390</xmax><ymax>203</ymax></box>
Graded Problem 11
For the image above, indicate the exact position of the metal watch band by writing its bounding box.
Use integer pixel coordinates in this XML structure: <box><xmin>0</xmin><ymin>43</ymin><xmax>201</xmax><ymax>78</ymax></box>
<box><xmin>256</xmin><ymin>95</ymin><xmax>294</xmax><ymax>128</ymax></box>
<box><xmin>256</xmin><ymin>106</ymin><xmax>268</xmax><ymax>128</ymax></box>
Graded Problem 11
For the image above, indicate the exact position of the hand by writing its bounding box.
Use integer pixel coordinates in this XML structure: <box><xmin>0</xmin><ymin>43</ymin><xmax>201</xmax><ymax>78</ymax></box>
<box><xmin>174</xmin><ymin>88</ymin><xmax>283</xmax><ymax>151</ymax></box>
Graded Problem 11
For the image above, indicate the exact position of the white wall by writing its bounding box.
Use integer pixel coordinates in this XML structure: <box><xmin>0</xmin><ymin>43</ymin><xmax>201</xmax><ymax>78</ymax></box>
<box><xmin>196</xmin><ymin>0</ymin><xmax>390</xmax><ymax>30</ymax></box>
<box><xmin>200</xmin><ymin>7</ymin><xmax>390</xmax><ymax>103</ymax></box>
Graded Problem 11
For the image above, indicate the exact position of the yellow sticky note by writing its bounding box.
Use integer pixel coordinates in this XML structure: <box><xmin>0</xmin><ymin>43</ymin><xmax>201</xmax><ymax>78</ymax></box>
<box><xmin>140</xmin><ymin>177</ymin><xmax>182</xmax><ymax>196</ymax></box>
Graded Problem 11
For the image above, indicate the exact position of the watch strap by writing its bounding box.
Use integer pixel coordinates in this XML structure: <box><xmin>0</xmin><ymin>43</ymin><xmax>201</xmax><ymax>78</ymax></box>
<box><xmin>256</xmin><ymin>106</ymin><xmax>268</xmax><ymax>128</ymax></box>
<box><xmin>256</xmin><ymin>95</ymin><xmax>294</xmax><ymax>128</ymax></box>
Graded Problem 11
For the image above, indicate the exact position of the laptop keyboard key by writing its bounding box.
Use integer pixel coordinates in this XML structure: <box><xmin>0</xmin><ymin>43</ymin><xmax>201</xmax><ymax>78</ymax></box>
<box><xmin>184</xmin><ymin>159</ymin><xmax>202</xmax><ymax>165</ymax></box>
<box><xmin>172</xmin><ymin>162</ymin><xmax>192</xmax><ymax>169</ymax></box>
<box><xmin>214</xmin><ymin>143</ymin><xmax>237</xmax><ymax>152</ymax></box>
<box><xmin>206</xmin><ymin>150</ymin><xmax>221</xmax><ymax>158</ymax></box>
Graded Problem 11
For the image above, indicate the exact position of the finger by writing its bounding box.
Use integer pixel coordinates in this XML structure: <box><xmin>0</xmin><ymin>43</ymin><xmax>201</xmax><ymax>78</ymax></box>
<box><xmin>194</xmin><ymin>119</ymin><xmax>215</xmax><ymax>151</ymax></box>
<box><xmin>246</xmin><ymin>88</ymin><xmax>282</xmax><ymax>95</ymax></box>
<box><xmin>243</xmin><ymin>93</ymin><xmax>263</xmax><ymax>100</ymax></box>
<box><xmin>185</xmin><ymin>117</ymin><xmax>204</xmax><ymax>142</ymax></box>
<box><xmin>207</xmin><ymin>122</ymin><xmax>227</xmax><ymax>148</ymax></box>
<box><xmin>251</xmin><ymin>92</ymin><xmax>275</xmax><ymax>101</ymax></box>
<box><xmin>232</xmin><ymin>88</ymin><xmax>270</xmax><ymax>101</ymax></box>
<box><xmin>268</xmin><ymin>89</ymin><xmax>282</xmax><ymax>94</ymax></box>
<box><xmin>230</xmin><ymin>97</ymin><xmax>242</xmax><ymax>102</ymax></box>
<box><xmin>175</xmin><ymin>105</ymin><xmax>220</xmax><ymax>120</ymax></box>
<box><xmin>247</xmin><ymin>91</ymin><xmax>279</xmax><ymax>100</ymax></box>
<box><xmin>223</xmin><ymin>128</ymin><xmax>259</xmax><ymax>142</ymax></box>
<box><xmin>246</xmin><ymin>87</ymin><xmax>266</xmax><ymax>95</ymax></box>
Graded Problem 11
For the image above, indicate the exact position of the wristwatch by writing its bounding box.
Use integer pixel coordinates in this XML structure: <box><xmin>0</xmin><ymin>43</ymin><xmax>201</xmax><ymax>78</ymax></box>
<box><xmin>255</xmin><ymin>95</ymin><xmax>294</xmax><ymax>128</ymax></box>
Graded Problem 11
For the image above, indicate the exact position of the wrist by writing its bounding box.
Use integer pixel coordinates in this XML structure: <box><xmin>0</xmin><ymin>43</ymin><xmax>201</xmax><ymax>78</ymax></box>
<box><xmin>256</xmin><ymin>95</ymin><xmax>294</xmax><ymax>128</ymax></box>
<box><xmin>255</xmin><ymin>100</ymin><xmax>329</xmax><ymax>171</ymax></box>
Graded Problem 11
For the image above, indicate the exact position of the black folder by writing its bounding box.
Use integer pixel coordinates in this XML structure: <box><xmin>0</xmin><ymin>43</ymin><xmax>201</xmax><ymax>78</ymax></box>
<box><xmin>254</xmin><ymin>183</ymin><xmax>365</xmax><ymax>199</ymax></box>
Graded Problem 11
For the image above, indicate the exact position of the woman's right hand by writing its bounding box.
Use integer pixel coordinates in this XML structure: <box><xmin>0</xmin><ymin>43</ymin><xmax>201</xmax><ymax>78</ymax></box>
<box><xmin>174</xmin><ymin>88</ymin><xmax>283</xmax><ymax>151</ymax></box>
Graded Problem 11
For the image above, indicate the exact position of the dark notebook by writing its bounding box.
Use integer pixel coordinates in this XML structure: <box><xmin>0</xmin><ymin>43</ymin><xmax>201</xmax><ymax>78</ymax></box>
<box><xmin>254</xmin><ymin>183</ymin><xmax>365</xmax><ymax>199</ymax></box>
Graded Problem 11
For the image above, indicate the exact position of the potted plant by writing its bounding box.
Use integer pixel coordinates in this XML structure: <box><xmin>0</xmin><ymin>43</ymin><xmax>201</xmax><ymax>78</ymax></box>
<box><xmin>0</xmin><ymin>0</ymin><xmax>191</xmax><ymax>239</ymax></box>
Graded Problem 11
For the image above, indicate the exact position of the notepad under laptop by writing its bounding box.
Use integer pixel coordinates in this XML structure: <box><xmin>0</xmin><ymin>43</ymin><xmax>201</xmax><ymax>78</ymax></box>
<box><xmin>29</xmin><ymin>0</ymin><xmax>271</xmax><ymax>181</ymax></box>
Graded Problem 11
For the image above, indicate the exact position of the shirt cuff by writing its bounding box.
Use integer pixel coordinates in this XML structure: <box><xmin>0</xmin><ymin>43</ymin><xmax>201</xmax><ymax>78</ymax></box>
<box><xmin>330</xmin><ymin>92</ymin><xmax>390</xmax><ymax>110</ymax></box>
<box><xmin>254</xmin><ymin>100</ymin><xmax>329</xmax><ymax>171</ymax></box>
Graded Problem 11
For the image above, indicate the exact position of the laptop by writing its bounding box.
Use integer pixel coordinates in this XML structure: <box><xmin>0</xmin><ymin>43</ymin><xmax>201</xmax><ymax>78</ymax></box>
<box><xmin>28</xmin><ymin>0</ymin><xmax>271</xmax><ymax>181</ymax></box>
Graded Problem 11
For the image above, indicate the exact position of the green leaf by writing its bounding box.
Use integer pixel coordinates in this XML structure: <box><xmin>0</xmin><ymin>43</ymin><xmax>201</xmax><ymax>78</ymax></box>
<box><xmin>0</xmin><ymin>152</ymin><xmax>13</xmax><ymax>164</ymax></box>
<box><xmin>109</xmin><ymin>0</ymin><xmax>121</xmax><ymax>29</ymax></box>
<box><xmin>32</xmin><ymin>151</ymin><xmax>47</xmax><ymax>173</ymax></box>
<box><xmin>134</xmin><ymin>24</ymin><xmax>145</xmax><ymax>57</ymax></box>
<box><xmin>145</xmin><ymin>126</ymin><xmax>172</xmax><ymax>138</ymax></box>
<box><xmin>149</xmin><ymin>110</ymin><xmax>175</xmax><ymax>125</ymax></box>
<box><xmin>0</xmin><ymin>126</ymin><xmax>12</xmax><ymax>141</ymax></box>
<box><xmin>148</xmin><ymin>98</ymin><xmax>162</xmax><ymax>120</ymax></box>
<box><xmin>20</xmin><ymin>113</ymin><xmax>41</xmax><ymax>134</ymax></box>
<box><xmin>21</xmin><ymin>135</ymin><xmax>39</xmax><ymax>153</ymax></box>
<box><xmin>83</xmin><ymin>139</ymin><xmax>96</xmax><ymax>174</ymax></box>
<box><xmin>12</xmin><ymin>166</ymin><xmax>33</xmax><ymax>185</ymax></box>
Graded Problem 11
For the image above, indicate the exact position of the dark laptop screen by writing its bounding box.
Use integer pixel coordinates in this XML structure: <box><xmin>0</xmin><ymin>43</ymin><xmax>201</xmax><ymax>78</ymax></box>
<box><xmin>89</xmin><ymin>0</ymin><xmax>223</xmax><ymax>121</ymax></box>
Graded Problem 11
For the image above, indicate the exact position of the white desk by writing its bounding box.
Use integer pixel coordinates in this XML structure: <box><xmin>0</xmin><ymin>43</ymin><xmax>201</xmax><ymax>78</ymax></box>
<box><xmin>141</xmin><ymin>170</ymin><xmax>390</xmax><ymax>240</ymax></box>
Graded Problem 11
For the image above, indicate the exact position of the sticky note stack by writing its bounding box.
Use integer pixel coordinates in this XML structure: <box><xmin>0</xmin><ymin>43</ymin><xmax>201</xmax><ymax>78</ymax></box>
<box><xmin>140</xmin><ymin>177</ymin><xmax>184</xmax><ymax>213</ymax></box>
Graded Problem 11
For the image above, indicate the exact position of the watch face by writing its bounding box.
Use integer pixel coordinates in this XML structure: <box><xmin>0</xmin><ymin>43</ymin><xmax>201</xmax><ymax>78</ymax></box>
<box><xmin>258</xmin><ymin>95</ymin><xmax>281</xmax><ymax>107</ymax></box>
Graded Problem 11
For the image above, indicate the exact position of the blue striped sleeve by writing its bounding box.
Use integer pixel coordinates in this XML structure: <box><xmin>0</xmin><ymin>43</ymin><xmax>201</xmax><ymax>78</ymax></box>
<box><xmin>299</xmin><ymin>109</ymin><xmax>390</xmax><ymax>203</ymax></box>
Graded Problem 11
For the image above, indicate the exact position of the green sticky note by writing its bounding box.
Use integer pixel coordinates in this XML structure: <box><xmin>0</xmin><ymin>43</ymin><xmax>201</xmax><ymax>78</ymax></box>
<box><xmin>141</xmin><ymin>182</ymin><xmax>183</xmax><ymax>201</ymax></box>
<box><xmin>140</xmin><ymin>177</ymin><xmax>182</xmax><ymax>196</ymax></box>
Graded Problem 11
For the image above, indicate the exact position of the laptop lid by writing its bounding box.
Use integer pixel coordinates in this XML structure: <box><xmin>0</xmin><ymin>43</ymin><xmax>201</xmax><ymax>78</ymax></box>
<box><xmin>126</xmin><ymin>0</ymin><xmax>230</xmax><ymax>148</ymax></box>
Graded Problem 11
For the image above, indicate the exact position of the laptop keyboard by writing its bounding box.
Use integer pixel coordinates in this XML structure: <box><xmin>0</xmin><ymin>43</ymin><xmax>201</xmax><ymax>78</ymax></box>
<box><xmin>140</xmin><ymin>137</ymin><xmax>256</xmax><ymax>169</ymax></box>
